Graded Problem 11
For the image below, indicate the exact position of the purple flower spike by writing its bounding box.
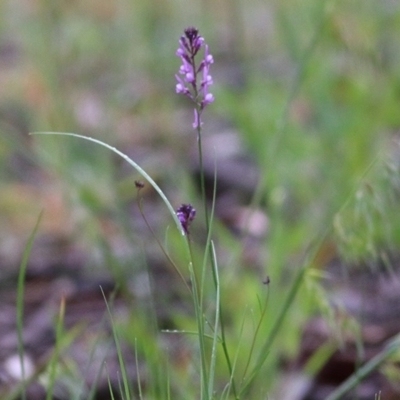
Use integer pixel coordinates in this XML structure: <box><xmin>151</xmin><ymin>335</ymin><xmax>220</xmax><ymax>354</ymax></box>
<box><xmin>175</xmin><ymin>27</ymin><xmax>214</xmax><ymax>129</ymax></box>
<box><xmin>176</xmin><ymin>204</ymin><xmax>196</xmax><ymax>235</ymax></box>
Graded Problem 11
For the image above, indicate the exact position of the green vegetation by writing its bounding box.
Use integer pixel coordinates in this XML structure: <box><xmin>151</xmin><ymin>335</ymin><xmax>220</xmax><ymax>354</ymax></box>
<box><xmin>1</xmin><ymin>0</ymin><xmax>400</xmax><ymax>399</ymax></box>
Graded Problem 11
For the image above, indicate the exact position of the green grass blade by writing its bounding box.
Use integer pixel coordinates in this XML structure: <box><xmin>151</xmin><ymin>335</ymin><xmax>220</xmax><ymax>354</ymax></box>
<box><xmin>106</xmin><ymin>371</ymin><xmax>116</xmax><ymax>400</ymax></box>
<box><xmin>46</xmin><ymin>297</ymin><xmax>66</xmax><ymax>400</ymax></box>
<box><xmin>17</xmin><ymin>211</ymin><xmax>43</xmax><ymax>400</ymax></box>
<box><xmin>101</xmin><ymin>287</ymin><xmax>132</xmax><ymax>400</ymax></box>
<box><xmin>134</xmin><ymin>338</ymin><xmax>143</xmax><ymax>400</ymax></box>
<box><xmin>326</xmin><ymin>334</ymin><xmax>400</xmax><ymax>400</ymax></box>
<box><xmin>187</xmin><ymin>257</ymin><xmax>209</xmax><ymax>400</ymax></box>
<box><xmin>31</xmin><ymin>132</ymin><xmax>185</xmax><ymax>236</ymax></box>
<box><xmin>208</xmin><ymin>241</ymin><xmax>220</xmax><ymax>399</ymax></box>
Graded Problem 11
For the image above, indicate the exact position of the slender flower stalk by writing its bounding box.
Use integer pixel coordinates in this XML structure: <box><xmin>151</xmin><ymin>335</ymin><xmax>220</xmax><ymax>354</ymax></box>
<box><xmin>175</xmin><ymin>27</ymin><xmax>215</xmax><ymax>233</ymax></box>
<box><xmin>175</xmin><ymin>27</ymin><xmax>237</xmax><ymax>398</ymax></box>
<box><xmin>175</xmin><ymin>27</ymin><xmax>214</xmax><ymax>238</ymax></box>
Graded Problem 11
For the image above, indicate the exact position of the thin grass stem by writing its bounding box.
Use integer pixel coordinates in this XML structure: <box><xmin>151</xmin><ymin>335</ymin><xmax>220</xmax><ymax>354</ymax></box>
<box><xmin>101</xmin><ymin>287</ymin><xmax>132</xmax><ymax>400</ymax></box>
<box><xmin>134</xmin><ymin>338</ymin><xmax>143</xmax><ymax>400</ymax></box>
<box><xmin>208</xmin><ymin>241</ymin><xmax>220</xmax><ymax>398</ymax></box>
<box><xmin>30</xmin><ymin>132</ymin><xmax>187</xmax><ymax>238</ymax></box>
<box><xmin>326</xmin><ymin>334</ymin><xmax>400</xmax><ymax>400</ymax></box>
<box><xmin>17</xmin><ymin>211</ymin><xmax>43</xmax><ymax>400</ymax></box>
<box><xmin>46</xmin><ymin>297</ymin><xmax>66</xmax><ymax>400</ymax></box>
<box><xmin>188</xmin><ymin>257</ymin><xmax>209</xmax><ymax>400</ymax></box>
<box><xmin>240</xmin><ymin>288</ymin><xmax>270</xmax><ymax>385</ymax></box>
<box><xmin>106</xmin><ymin>372</ymin><xmax>116</xmax><ymax>400</ymax></box>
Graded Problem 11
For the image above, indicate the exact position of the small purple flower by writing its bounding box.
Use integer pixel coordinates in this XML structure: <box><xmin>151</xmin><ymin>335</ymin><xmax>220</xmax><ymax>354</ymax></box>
<box><xmin>176</xmin><ymin>204</ymin><xmax>196</xmax><ymax>235</ymax></box>
<box><xmin>175</xmin><ymin>27</ymin><xmax>214</xmax><ymax>129</ymax></box>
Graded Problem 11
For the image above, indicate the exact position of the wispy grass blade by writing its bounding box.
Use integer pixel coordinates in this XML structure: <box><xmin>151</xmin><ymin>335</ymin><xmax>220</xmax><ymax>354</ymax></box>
<box><xmin>106</xmin><ymin>371</ymin><xmax>116</xmax><ymax>400</ymax></box>
<box><xmin>134</xmin><ymin>338</ymin><xmax>143</xmax><ymax>400</ymax></box>
<box><xmin>16</xmin><ymin>211</ymin><xmax>43</xmax><ymax>400</ymax></box>
<box><xmin>166</xmin><ymin>373</ymin><xmax>171</xmax><ymax>400</ymax></box>
<box><xmin>240</xmin><ymin>288</ymin><xmax>270</xmax><ymax>387</ymax></box>
<box><xmin>222</xmin><ymin>307</ymin><xmax>248</xmax><ymax>400</ymax></box>
<box><xmin>208</xmin><ymin>241</ymin><xmax>220</xmax><ymax>399</ymax></box>
<box><xmin>86</xmin><ymin>359</ymin><xmax>107</xmax><ymax>400</ymax></box>
<box><xmin>201</xmin><ymin>152</ymin><xmax>218</xmax><ymax>303</ymax></box>
<box><xmin>187</xmin><ymin>257</ymin><xmax>209</xmax><ymax>400</ymax></box>
<box><xmin>101</xmin><ymin>287</ymin><xmax>132</xmax><ymax>400</ymax></box>
<box><xmin>46</xmin><ymin>297</ymin><xmax>66</xmax><ymax>400</ymax></box>
<box><xmin>30</xmin><ymin>132</ymin><xmax>185</xmax><ymax>237</ymax></box>
<box><xmin>326</xmin><ymin>334</ymin><xmax>400</xmax><ymax>400</ymax></box>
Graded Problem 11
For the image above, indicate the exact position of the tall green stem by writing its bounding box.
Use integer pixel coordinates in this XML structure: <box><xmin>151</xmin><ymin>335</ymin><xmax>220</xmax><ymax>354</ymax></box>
<box><xmin>188</xmin><ymin>239</ymin><xmax>209</xmax><ymax>399</ymax></box>
<box><xmin>196</xmin><ymin>121</ymin><xmax>237</xmax><ymax>398</ymax></box>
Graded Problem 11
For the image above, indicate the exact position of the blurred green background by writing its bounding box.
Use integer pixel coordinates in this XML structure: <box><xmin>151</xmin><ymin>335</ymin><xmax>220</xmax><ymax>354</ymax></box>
<box><xmin>1</xmin><ymin>0</ymin><xmax>400</xmax><ymax>398</ymax></box>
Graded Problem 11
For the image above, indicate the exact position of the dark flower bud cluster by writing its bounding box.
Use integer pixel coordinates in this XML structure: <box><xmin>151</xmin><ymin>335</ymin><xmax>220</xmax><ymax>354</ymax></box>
<box><xmin>176</xmin><ymin>203</ymin><xmax>196</xmax><ymax>235</ymax></box>
<box><xmin>175</xmin><ymin>27</ymin><xmax>214</xmax><ymax>129</ymax></box>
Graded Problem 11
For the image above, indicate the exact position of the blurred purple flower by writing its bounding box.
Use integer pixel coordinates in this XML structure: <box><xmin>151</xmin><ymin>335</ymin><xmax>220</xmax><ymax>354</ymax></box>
<box><xmin>175</xmin><ymin>27</ymin><xmax>214</xmax><ymax>129</ymax></box>
<box><xmin>176</xmin><ymin>203</ymin><xmax>196</xmax><ymax>235</ymax></box>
